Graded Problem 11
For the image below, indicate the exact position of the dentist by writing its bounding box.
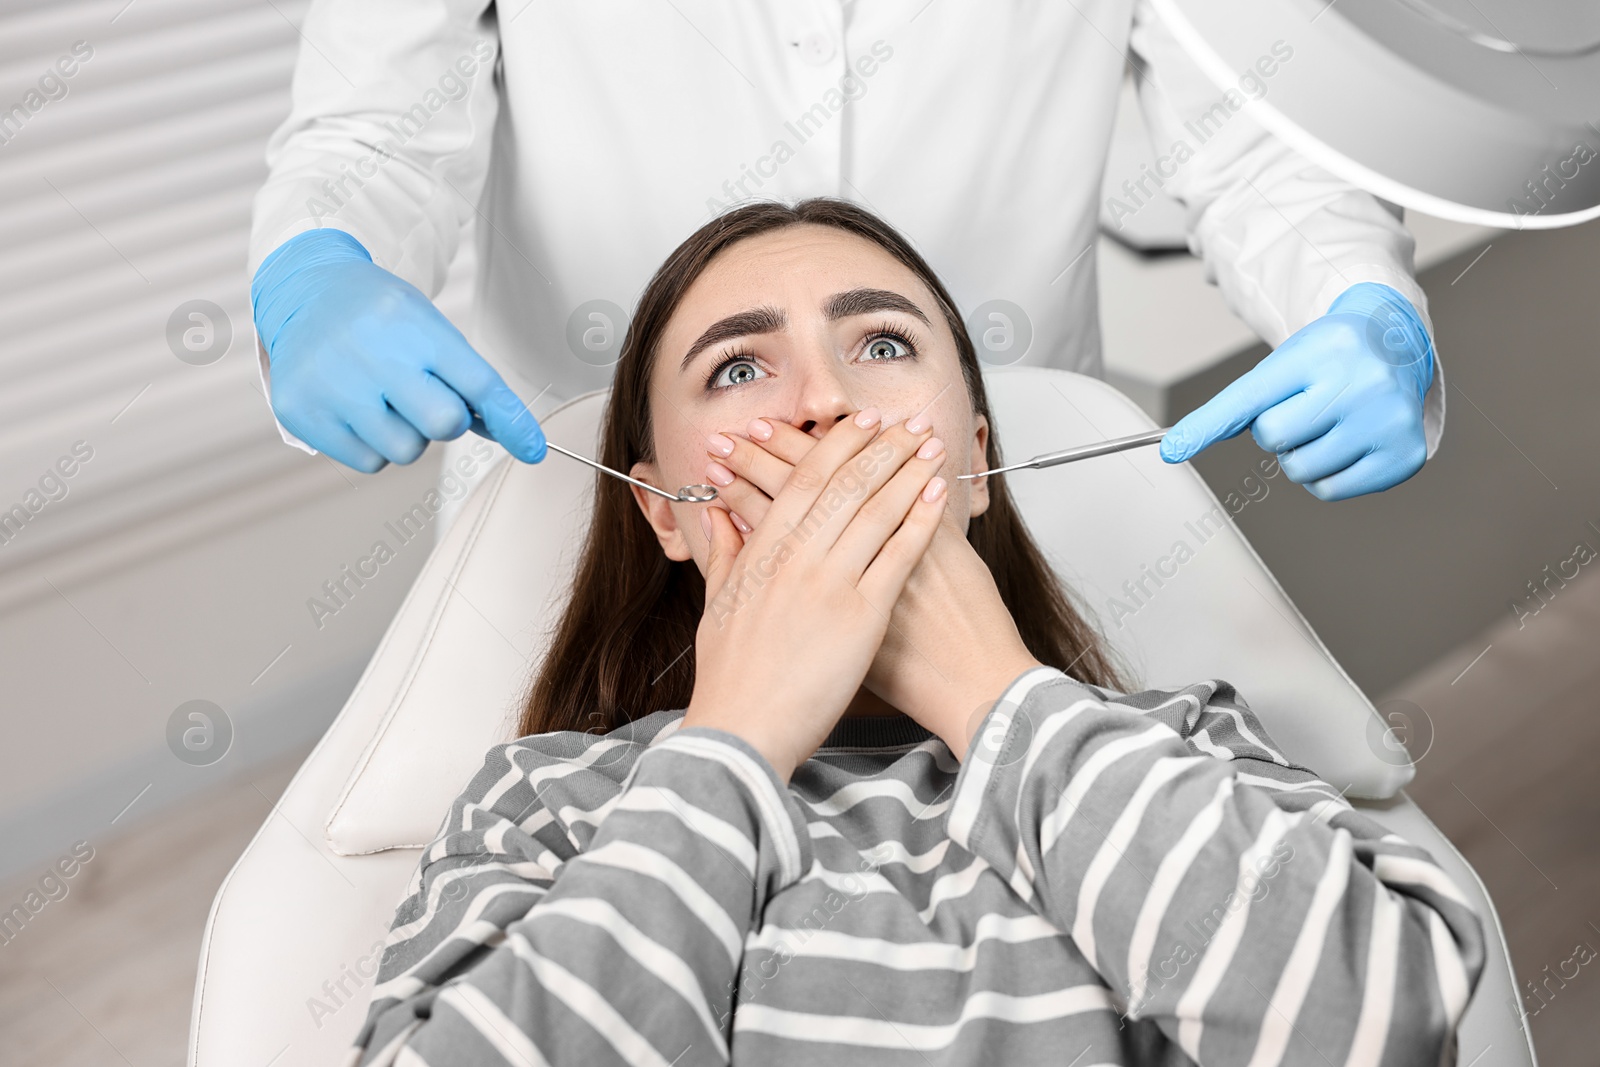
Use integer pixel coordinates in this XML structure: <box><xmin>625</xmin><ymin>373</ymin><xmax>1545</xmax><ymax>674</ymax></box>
<box><xmin>248</xmin><ymin>0</ymin><xmax>1443</xmax><ymax>509</ymax></box>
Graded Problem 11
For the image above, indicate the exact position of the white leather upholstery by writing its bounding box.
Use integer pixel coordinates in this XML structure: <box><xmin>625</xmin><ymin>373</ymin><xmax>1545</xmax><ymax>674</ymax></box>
<box><xmin>191</xmin><ymin>369</ymin><xmax>1535</xmax><ymax>1066</ymax></box>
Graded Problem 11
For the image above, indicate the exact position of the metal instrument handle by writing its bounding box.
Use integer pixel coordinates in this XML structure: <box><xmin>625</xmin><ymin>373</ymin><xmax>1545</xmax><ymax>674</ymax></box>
<box><xmin>1027</xmin><ymin>427</ymin><xmax>1169</xmax><ymax>470</ymax></box>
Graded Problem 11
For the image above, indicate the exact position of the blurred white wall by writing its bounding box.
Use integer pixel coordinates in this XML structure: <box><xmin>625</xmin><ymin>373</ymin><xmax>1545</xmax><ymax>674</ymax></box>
<box><xmin>0</xmin><ymin>0</ymin><xmax>476</xmax><ymax>882</ymax></box>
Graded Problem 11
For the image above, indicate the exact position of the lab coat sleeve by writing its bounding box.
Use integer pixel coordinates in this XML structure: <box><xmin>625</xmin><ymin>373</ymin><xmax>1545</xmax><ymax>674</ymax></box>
<box><xmin>1128</xmin><ymin>0</ymin><xmax>1445</xmax><ymax>458</ymax></box>
<box><xmin>352</xmin><ymin>726</ymin><xmax>814</xmax><ymax>1067</ymax></box>
<box><xmin>946</xmin><ymin>667</ymin><xmax>1486</xmax><ymax>1066</ymax></box>
<box><xmin>246</xmin><ymin>0</ymin><xmax>502</xmax><ymax>454</ymax></box>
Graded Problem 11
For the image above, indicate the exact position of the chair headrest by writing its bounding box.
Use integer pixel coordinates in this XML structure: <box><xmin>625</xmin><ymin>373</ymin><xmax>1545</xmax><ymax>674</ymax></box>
<box><xmin>324</xmin><ymin>369</ymin><xmax>1409</xmax><ymax>855</ymax></box>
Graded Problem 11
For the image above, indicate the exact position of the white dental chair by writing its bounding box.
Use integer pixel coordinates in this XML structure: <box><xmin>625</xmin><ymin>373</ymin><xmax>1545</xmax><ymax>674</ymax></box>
<box><xmin>190</xmin><ymin>368</ymin><xmax>1536</xmax><ymax>1067</ymax></box>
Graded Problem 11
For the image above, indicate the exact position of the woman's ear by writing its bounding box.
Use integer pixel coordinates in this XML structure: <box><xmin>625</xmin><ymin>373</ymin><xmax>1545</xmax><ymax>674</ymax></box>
<box><xmin>629</xmin><ymin>460</ymin><xmax>693</xmax><ymax>561</ymax></box>
<box><xmin>967</xmin><ymin>414</ymin><xmax>992</xmax><ymax>518</ymax></box>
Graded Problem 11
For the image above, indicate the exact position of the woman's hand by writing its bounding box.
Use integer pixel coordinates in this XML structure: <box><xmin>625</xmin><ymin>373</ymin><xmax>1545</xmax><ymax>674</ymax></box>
<box><xmin>703</xmin><ymin>415</ymin><xmax>1042</xmax><ymax>760</ymax></box>
<box><xmin>683</xmin><ymin>409</ymin><xmax>949</xmax><ymax>783</ymax></box>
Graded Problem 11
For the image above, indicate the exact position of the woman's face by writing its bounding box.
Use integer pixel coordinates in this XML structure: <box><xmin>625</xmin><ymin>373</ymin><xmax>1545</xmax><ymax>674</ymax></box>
<box><xmin>631</xmin><ymin>223</ymin><xmax>990</xmax><ymax>571</ymax></box>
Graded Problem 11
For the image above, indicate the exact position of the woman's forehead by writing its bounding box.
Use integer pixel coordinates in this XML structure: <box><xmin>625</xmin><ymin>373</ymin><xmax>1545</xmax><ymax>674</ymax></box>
<box><xmin>688</xmin><ymin>226</ymin><xmax>927</xmax><ymax>311</ymax></box>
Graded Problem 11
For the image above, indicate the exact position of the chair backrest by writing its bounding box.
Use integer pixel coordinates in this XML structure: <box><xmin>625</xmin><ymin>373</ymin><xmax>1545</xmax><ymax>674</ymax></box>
<box><xmin>191</xmin><ymin>368</ymin><xmax>1414</xmax><ymax>1066</ymax></box>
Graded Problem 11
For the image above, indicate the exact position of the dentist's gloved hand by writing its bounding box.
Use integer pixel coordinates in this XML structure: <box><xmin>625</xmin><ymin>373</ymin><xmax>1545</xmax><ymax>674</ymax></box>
<box><xmin>251</xmin><ymin>228</ymin><xmax>547</xmax><ymax>473</ymax></box>
<box><xmin>1159</xmin><ymin>282</ymin><xmax>1434</xmax><ymax>501</ymax></box>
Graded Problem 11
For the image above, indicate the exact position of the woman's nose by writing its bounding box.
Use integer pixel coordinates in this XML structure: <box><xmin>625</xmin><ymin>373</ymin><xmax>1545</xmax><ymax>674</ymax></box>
<box><xmin>798</xmin><ymin>412</ymin><xmax>853</xmax><ymax>434</ymax></box>
<box><xmin>790</xmin><ymin>366</ymin><xmax>857</xmax><ymax>436</ymax></box>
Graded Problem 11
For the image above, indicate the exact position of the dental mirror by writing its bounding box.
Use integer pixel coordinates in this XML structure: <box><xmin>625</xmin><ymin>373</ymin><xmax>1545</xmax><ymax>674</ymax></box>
<box><xmin>466</xmin><ymin>404</ymin><xmax>718</xmax><ymax>503</ymax></box>
<box><xmin>542</xmin><ymin>442</ymin><xmax>718</xmax><ymax>503</ymax></box>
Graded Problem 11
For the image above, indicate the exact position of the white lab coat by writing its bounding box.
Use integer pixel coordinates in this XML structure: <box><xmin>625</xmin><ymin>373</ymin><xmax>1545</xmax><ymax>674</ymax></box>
<box><xmin>248</xmin><ymin>0</ymin><xmax>1443</xmax><ymax>480</ymax></box>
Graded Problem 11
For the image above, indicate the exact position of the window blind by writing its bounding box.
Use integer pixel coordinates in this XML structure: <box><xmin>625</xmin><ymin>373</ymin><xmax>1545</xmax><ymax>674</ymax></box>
<box><xmin>0</xmin><ymin>0</ymin><xmax>474</xmax><ymax>614</ymax></box>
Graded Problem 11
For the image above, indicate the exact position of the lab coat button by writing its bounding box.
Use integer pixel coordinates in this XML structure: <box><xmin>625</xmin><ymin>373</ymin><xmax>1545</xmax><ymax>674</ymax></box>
<box><xmin>797</xmin><ymin>31</ymin><xmax>835</xmax><ymax>66</ymax></box>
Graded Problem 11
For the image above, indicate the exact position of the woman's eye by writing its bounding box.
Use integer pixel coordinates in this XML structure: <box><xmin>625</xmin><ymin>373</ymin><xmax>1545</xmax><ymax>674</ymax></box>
<box><xmin>863</xmin><ymin>333</ymin><xmax>914</xmax><ymax>362</ymax></box>
<box><xmin>711</xmin><ymin>358</ymin><xmax>767</xmax><ymax>390</ymax></box>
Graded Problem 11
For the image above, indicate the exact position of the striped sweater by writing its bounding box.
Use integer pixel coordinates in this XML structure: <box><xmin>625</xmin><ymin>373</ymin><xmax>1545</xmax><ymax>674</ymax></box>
<box><xmin>350</xmin><ymin>666</ymin><xmax>1485</xmax><ymax>1066</ymax></box>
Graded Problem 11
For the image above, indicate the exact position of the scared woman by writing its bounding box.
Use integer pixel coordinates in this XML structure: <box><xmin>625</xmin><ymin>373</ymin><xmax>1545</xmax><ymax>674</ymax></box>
<box><xmin>350</xmin><ymin>198</ymin><xmax>1483</xmax><ymax>1067</ymax></box>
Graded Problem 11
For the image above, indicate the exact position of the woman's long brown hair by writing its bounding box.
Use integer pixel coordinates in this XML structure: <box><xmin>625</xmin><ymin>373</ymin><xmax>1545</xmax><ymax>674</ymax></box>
<box><xmin>518</xmin><ymin>197</ymin><xmax>1125</xmax><ymax>739</ymax></box>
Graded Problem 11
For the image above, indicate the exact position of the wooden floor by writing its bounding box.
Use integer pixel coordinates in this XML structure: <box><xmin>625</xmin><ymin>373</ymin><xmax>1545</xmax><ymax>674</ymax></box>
<box><xmin>0</xmin><ymin>750</ymin><xmax>306</xmax><ymax>1067</ymax></box>
<box><xmin>2</xmin><ymin>575</ymin><xmax>1597</xmax><ymax>1066</ymax></box>
<box><xmin>1394</xmin><ymin>566</ymin><xmax>1600</xmax><ymax>1067</ymax></box>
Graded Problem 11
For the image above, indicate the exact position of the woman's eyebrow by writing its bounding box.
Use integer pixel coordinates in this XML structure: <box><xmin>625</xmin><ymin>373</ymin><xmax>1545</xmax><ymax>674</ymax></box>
<box><xmin>681</xmin><ymin>305</ymin><xmax>786</xmax><ymax>372</ymax></box>
<box><xmin>823</xmin><ymin>287</ymin><xmax>931</xmax><ymax>329</ymax></box>
<box><xmin>680</xmin><ymin>288</ymin><xmax>932</xmax><ymax>373</ymax></box>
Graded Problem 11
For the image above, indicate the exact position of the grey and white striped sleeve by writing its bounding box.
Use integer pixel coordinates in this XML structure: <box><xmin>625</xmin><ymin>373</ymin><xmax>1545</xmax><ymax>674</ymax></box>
<box><xmin>352</xmin><ymin>724</ymin><xmax>814</xmax><ymax>1067</ymax></box>
<box><xmin>947</xmin><ymin>667</ymin><xmax>1486</xmax><ymax>1066</ymax></box>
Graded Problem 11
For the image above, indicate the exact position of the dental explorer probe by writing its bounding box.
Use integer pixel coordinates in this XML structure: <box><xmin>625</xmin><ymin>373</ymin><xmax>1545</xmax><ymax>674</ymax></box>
<box><xmin>957</xmin><ymin>427</ymin><xmax>1170</xmax><ymax>481</ymax></box>
<box><xmin>541</xmin><ymin>441</ymin><xmax>720</xmax><ymax>503</ymax></box>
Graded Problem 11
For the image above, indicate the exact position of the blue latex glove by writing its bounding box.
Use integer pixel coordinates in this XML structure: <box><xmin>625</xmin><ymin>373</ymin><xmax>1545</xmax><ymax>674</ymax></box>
<box><xmin>251</xmin><ymin>228</ymin><xmax>547</xmax><ymax>473</ymax></box>
<box><xmin>1159</xmin><ymin>282</ymin><xmax>1434</xmax><ymax>501</ymax></box>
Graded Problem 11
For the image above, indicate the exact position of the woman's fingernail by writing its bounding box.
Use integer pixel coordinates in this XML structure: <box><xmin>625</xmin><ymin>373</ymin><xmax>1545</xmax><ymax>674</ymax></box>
<box><xmin>854</xmin><ymin>407</ymin><xmax>881</xmax><ymax>428</ymax></box>
<box><xmin>747</xmin><ymin>418</ymin><xmax>773</xmax><ymax>441</ymax></box>
<box><xmin>921</xmin><ymin>476</ymin><xmax>947</xmax><ymax>502</ymax></box>
<box><xmin>705</xmin><ymin>432</ymin><xmax>735</xmax><ymax>456</ymax></box>
<box><xmin>706</xmin><ymin>461</ymin><xmax>734</xmax><ymax>486</ymax></box>
<box><xmin>700</xmin><ymin>509</ymin><xmax>712</xmax><ymax>539</ymax></box>
<box><xmin>916</xmin><ymin>436</ymin><xmax>945</xmax><ymax>460</ymax></box>
<box><xmin>729</xmin><ymin>511</ymin><xmax>751</xmax><ymax>534</ymax></box>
